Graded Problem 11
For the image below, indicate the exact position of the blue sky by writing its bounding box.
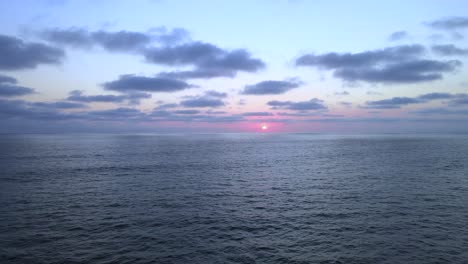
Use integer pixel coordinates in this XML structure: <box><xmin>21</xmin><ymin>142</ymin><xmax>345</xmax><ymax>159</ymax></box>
<box><xmin>1</xmin><ymin>0</ymin><xmax>468</xmax><ymax>133</ymax></box>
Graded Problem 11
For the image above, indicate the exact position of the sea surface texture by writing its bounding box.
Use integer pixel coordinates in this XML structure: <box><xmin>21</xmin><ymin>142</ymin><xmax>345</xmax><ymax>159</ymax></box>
<box><xmin>1</xmin><ymin>134</ymin><xmax>468</xmax><ymax>264</ymax></box>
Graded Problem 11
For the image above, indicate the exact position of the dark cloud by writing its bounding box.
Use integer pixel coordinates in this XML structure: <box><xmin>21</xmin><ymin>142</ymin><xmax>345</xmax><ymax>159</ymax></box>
<box><xmin>144</xmin><ymin>42</ymin><xmax>265</xmax><ymax>78</ymax></box>
<box><xmin>0</xmin><ymin>34</ymin><xmax>64</xmax><ymax>70</ymax></box>
<box><xmin>85</xmin><ymin>107</ymin><xmax>147</xmax><ymax>121</ymax></box>
<box><xmin>364</xmin><ymin>97</ymin><xmax>422</xmax><ymax>109</ymax></box>
<box><xmin>173</xmin><ymin>110</ymin><xmax>201</xmax><ymax>115</ymax></box>
<box><xmin>418</xmin><ymin>92</ymin><xmax>454</xmax><ymax>100</ymax></box>
<box><xmin>388</xmin><ymin>31</ymin><xmax>409</xmax><ymax>41</ymax></box>
<box><xmin>204</xmin><ymin>90</ymin><xmax>227</xmax><ymax>98</ymax></box>
<box><xmin>242</xmin><ymin>112</ymin><xmax>274</xmax><ymax>116</ymax></box>
<box><xmin>426</xmin><ymin>17</ymin><xmax>468</xmax><ymax>30</ymax></box>
<box><xmin>296</xmin><ymin>44</ymin><xmax>461</xmax><ymax>84</ymax></box>
<box><xmin>296</xmin><ymin>45</ymin><xmax>425</xmax><ymax>68</ymax></box>
<box><xmin>0</xmin><ymin>74</ymin><xmax>17</xmax><ymax>84</ymax></box>
<box><xmin>40</xmin><ymin>28</ymin><xmax>175</xmax><ymax>51</ymax></box>
<box><xmin>241</xmin><ymin>79</ymin><xmax>302</xmax><ymax>95</ymax></box>
<box><xmin>413</xmin><ymin>108</ymin><xmax>468</xmax><ymax>115</ymax></box>
<box><xmin>31</xmin><ymin>101</ymin><xmax>87</xmax><ymax>109</ymax></box>
<box><xmin>0</xmin><ymin>75</ymin><xmax>35</xmax><ymax>97</ymax></box>
<box><xmin>155</xmin><ymin>103</ymin><xmax>178</xmax><ymax>109</ymax></box>
<box><xmin>157</xmin><ymin>69</ymin><xmax>236</xmax><ymax>79</ymax></box>
<box><xmin>67</xmin><ymin>90</ymin><xmax>151</xmax><ymax>104</ymax></box>
<box><xmin>180</xmin><ymin>97</ymin><xmax>225</xmax><ymax>108</ymax></box>
<box><xmin>449</xmin><ymin>95</ymin><xmax>468</xmax><ymax>106</ymax></box>
<box><xmin>103</xmin><ymin>74</ymin><xmax>194</xmax><ymax>93</ymax></box>
<box><xmin>91</xmin><ymin>30</ymin><xmax>152</xmax><ymax>51</ymax></box>
<box><xmin>432</xmin><ymin>44</ymin><xmax>468</xmax><ymax>56</ymax></box>
<box><xmin>363</xmin><ymin>92</ymin><xmax>468</xmax><ymax>109</ymax></box>
<box><xmin>334</xmin><ymin>59</ymin><xmax>461</xmax><ymax>83</ymax></box>
<box><xmin>267</xmin><ymin>98</ymin><xmax>327</xmax><ymax>110</ymax></box>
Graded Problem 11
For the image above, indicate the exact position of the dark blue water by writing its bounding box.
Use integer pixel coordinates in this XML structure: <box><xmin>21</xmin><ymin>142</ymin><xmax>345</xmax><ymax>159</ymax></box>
<box><xmin>1</xmin><ymin>134</ymin><xmax>468</xmax><ymax>263</ymax></box>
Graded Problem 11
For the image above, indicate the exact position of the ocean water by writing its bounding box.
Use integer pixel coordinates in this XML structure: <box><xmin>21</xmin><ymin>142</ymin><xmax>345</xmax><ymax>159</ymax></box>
<box><xmin>1</xmin><ymin>134</ymin><xmax>468</xmax><ymax>264</ymax></box>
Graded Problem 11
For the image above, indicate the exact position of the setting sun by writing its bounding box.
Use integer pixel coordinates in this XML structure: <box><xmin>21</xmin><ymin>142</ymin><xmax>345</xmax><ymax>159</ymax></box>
<box><xmin>261</xmin><ymin>124</ymin><xmax>268</xmax><ymax>130</ymax></box>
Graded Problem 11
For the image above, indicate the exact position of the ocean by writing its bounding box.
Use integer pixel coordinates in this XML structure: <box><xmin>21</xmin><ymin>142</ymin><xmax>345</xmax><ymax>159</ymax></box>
<box><xmin>1</xmin><ymin>134</ymin><xmax>468</xmax><ymax>263</ymax></box>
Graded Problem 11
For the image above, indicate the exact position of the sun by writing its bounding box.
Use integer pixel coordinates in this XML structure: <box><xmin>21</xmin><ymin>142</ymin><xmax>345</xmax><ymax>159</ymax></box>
<box><xmin>261</xmin><ymin>124</ymin><xmax>268</xmax><ymax>130</ymax></box>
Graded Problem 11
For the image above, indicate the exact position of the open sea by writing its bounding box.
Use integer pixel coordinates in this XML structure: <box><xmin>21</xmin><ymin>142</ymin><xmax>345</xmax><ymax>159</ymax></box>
<box><xmin>1</xmin><ymin>134</ymin><xmax>468</xmax><ymax>264</ymax></box>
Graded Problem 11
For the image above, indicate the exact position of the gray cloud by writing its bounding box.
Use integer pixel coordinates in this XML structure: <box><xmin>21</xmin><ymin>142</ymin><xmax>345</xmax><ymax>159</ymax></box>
<box><xmin>173</xmin><ymin>109</ymin><xmax>201</xmax><ymax>115</ymax></box>
<box><xmin>144</xmin><ymin>42</ymin><xmax>265</xmax><ymax>78</ymax></box>
<box><xmin>339</xmin><ymin>101</ymin><xmax>353</xmax><ymax>107</ymax></box>
<box><xmin>335</xmin><ymin>91</ymin><xmax>350</xmax><ymax>96</ymax></box>
<box><xmin>449</xmin><ymin>95</ymin><xmax>468</xmax><ymax>106</ymax></box>
<box><xmin>180</xmin><ymin>97</ymin><xmax>225</xmax><ymax>108</ymax></box>
<box><xmin>364</xmin><ymin>97</ymin><xmax>422</xmax><ymax>109</ymax></box>
<box><xmin>103</xmin><ymin>74</ymin><xmax>194</xmax><ymax>93</ymax></box>
<box><xmin>296</xmin><ymin>44</ymin><xmax>461</xmax><ymax>84</ymax></box>
<box><xmin>242</xmin><ymin>112</ymin><xmax>274</xmax><ymax>116</ymax></box>
<box><xmin>0</xmin><ymin>34</ymin><xmax>64</xmax><ymax>70</ymax></box>
<box><xmin>204</xmin><ymin>90</ymin><xmax>227</xmax><ymax>98</ymax></box>
<box><xmin>426</xmin><ymin>17</ymin><xmax>468</xmax><ymax>30</ymax></box>
<box><xmin>41</xmin><ymin>27</ymin><xmax>185</xmax><ymax>51</ymax></box>
<box><xmin>267</xmin><ymin>98</ymin><xmax>327</xmax><ymax>111</ymax></box>
<box><xmin>0</xmin><ymin>74</ymin><xmax>17</xmax><ymax>84</ymax></box>
<box><xmin>296</xmin><ymin>45</ymin><xmax>425</xmax><ymax>69</ymax></box>
<box><xmin>413</xmin><ymin>108</ymin><xmax>468</xmax><ymax>115</ymax></box>
<box><xmin>432</xmin><ymin>44</ymin><xmax>468</xmax><ymax>56</ymax></box>
<box><xmin>363</xmin><ymin>92</ymin><xmax>468</xmax><ymax>109</ymax></box>
<box><xmin>150</xmin><ymin>27</ymin><xmax>190</xmax><ymax>45</ymax></box>
<box><xmin>241</xmin><ymin>79</ymin><xmax>302</xmax><ymax>95</ymax></box>
<box><xmin>67</xmin><ymin>90</ymin><xmax>151</xmax><ymax>104</ymax></box>
<box><xmin>388</xmin><ymin>31</ymin><xmax>409</xmax><ymax>41</ymax></box>
<box><xmin>0</xmin><ymin>75</ymin><xmax>36</xmax><ymax>97</ymax></box>
<box><xmin>157</xmin><ymin>69</ymin><xmax>236</xmax><ymax>79</ymax></box>
<box><xmin>31</xmin><ymin>101</ymin><xmax>87</xmax><ymax>109</ymax></box>
<box><xmin>334</xmin><ymin>59</ymin><xmax>461</xmax><ymax>83</ymax></box>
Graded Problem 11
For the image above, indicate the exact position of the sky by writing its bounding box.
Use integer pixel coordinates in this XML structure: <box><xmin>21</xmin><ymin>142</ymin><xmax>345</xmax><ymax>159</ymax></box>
<box><xmin>1</xmin><ymin>0</ymin><xmax>468</xmax><ymax>133</ymax></box>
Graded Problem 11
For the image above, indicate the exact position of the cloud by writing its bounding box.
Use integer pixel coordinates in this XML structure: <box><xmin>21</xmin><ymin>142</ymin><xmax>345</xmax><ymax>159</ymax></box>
<box><xmin>67</xmin><ymin>90</ymin><xmax>151</xmax><ymax>104</ymax></box>
<box><xmin>432</xmin><ymin>44</ymin><xmax>468</xmax><ymax>56</ymax></box>
<box><xmin>180</xmin><ymin>97</ymin><xmax>225</xmax><ymax>108</ymax></box>
<box><xmin>413</xmin><ymin>108</ymin><xmax>468</xmax><ymax>115</ymax></box>
<box><xmin>204</xmin><ymin>90</ymin><xmax>227</xmax><ymax>98</ymax></box>
<box><xmin>157</xmin><ymin>69</ymin><xmax>236</xmax><ymax>79</ymax></box>
<box><xmin>267</xmin><ymin>98</ymin><xmax>327</xmax><ymax>110</ymax></box>
<box><xmin>0</xmin><ymin>74</ymin><xmax>17</xmax><ymax>84</ymax></box>
<box><xmin>296</xmin><ymin>45</ymin><xmax>425</xmax><ymax>68</ymax></box>
<box><xmin>0</xmin><ymin>34</ymin><xmax>64</xmax><ymax>70</ymax></box>
<box><xmin>173</xmin><ymin>109</ymin><xmax>201</xmax><ymax>115</ymax></box>
<box><xmin>333</xmin><ymin>59</ymin><xmax>461</xmax><ymax>83</ymax></box>
<box><xmin>241</xmin><ymin>79</ymin><xmax>302</xmax><ymax>95</ymax></box>
<box><xmin>40</xmin><ymin>28</ymin><xmax>264</xmax><ymax>79</ymax></box>
<box><xmin>242</xmin><ymin>112</ymin><xmax>274</xmax><ymax>116</ymax></box>
<box><xmin>339</xmin><ymin>101</ymin><xmax>352</xmax><ymax>107</ymax></box>
<box><xmin>91</xmin><ymin>30</ymin><xmax>152</xmax><ymax>51</ymax></box>
<box><xmin>363</xmin><ymin>92</ymin><xmax>468</xmax><ymax>109</ymax></box>
<box><xmin>0</xmin><ymin>75</ymin><xmax>36</xmax><ymax>97</ymax></box>
<box><xmin>144</xmin><ymin>41</ymin><xmax>265</xmax><ymax>78</ymax></box>
<box><xmin>388</xmin><ymin>31</ymin><xmax>409</xmax><ymax>41</ymax></box>
<box><xmin>85</xmin><ymin>107</ymin><xmax>147</xmax><ymax>121</ymax></box>
<box><xmin>41</xmin><ymin>27</ymin><xmax>188</xmax><ymax>51</ymax></box>
<box><xmin>334</xmin><ymin>91</ymin><xmax>349</xmax><ymax>96</ymax></box>
<box><xmin>449</xmin><ymin>94</ymin><xmax>468</xmax><ymax>106</ymax></box>
<box><xmin>103</xmin><ymin>74</ymin><xmax>194</xmax><ymax>93</ymax></box>
<box><xmin>295</xmin><ymin>44</ymin><xmax>461</xmax><ymax>84</ymax></box>
<box><xmin>426</xmin><ymin>17</ymin><xmax>468</xmax><ymax>30</ymax></box>
<box><xmin>31</xmin><ymin>101</ymin><xmax>87</xmax><ymax>109</ymax></box>
<box><xmin>149</xmin><ymin>27</ymin><xmax>191</xmax><ymax>45</ymax></box>
<box><xmin>364</xmin><ymin>97</ymin><xmax>422</xmax><ymax>109</ymax></box>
